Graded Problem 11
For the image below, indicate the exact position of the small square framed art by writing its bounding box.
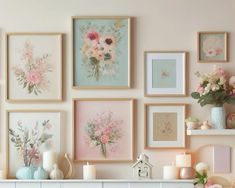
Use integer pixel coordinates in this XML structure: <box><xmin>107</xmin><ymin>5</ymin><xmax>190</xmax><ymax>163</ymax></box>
<box><xmin>145</xmin><ymin>51</ymin><xmax>187</xmax><ymax>97</ymax></box>
<box><xmin>72</xmin><ymin>16</ymin><xmax>131</xmax><ymax>89</ymax></box>
<box><xmin>6</xmin><ymin>33</ymin><xmax>63</xmax><ymax>102</ymax></box>
<box><xmin>144</xmin><ymin>103</ymin><xmax>186</xmax><ymax>149</ymax></box>
<box><xmin>198</xmin><ymin>32</ymin><xmax>228</xmax><ymax>62</ymax></box>
<box><xmin>73</xmin><ymin>98</ymin><xmax>134</xmax><ymax>162</ymax></box>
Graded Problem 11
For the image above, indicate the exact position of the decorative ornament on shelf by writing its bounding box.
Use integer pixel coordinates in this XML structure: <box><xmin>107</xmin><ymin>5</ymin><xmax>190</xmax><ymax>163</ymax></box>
<box><xmin>201</xmin><ymin>120</ymin><xmax>213</xmax><ymax>130</ymax></box>
<box><xmin>176</xmin><ymin>153</ymin><xmax>194</xmax><ymax>179</ymax></box>
<box><xmin>49</xmin><ymin>164</ymin><xmax>64</xmax><ymax>179</ymax></box>
<box><xmin>191</xmin><ymin>66</ymin><xmax>235</xmax><ymax>129</ymax></box>
<box><xmin>185</xmin><ymin>117</ymin><xmax>200</xmax><ymax>130</ymax></box>
<box><xmin>132</xmin><ymin>153</ymin><xmax>153</xmax><ymax>179</ymax></box>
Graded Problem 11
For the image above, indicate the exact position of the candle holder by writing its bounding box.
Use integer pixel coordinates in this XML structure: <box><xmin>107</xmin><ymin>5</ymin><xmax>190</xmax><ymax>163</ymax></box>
<box><xmin>179</xmin><ymin>167</ymin><xmax>195</xmax><ymax>179</ymax></box>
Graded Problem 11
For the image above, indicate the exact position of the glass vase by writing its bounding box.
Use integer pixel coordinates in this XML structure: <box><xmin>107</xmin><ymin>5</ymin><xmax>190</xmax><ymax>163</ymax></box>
<box><xmin>211</xmin><ymin>106</ymin><xmax>226</xmax><ymax>129</ymax></box>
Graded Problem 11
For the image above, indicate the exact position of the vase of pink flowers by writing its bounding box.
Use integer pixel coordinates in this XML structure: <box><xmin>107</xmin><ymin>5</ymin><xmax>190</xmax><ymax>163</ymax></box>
<box><xmin>191</xmin><ymin>67</ymin><xmax>235</xmax><ymax>129</ymax></box>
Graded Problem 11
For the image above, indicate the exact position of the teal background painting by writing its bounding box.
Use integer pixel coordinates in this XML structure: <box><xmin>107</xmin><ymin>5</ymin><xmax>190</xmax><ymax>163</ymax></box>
<box><xmin>73</xmin><ymin>18</ymin><xmax>129</xmax><ymax>87</ymax></box>
<box><xmin>152</xmin><ymin>59</ymin><xmax>176</xmax><ymax>88</ymax></box>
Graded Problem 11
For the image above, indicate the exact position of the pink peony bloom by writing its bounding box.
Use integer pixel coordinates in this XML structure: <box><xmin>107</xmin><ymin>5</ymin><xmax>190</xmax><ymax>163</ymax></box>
<box><xmin>26</xmin><ymin>70</ymin><xmax>42</xmax><ymax>85</ymax></box>
<box><xmin>87</xmin><ymin>31</ymin><xmax>99</xmax><ymax>41</ymax></box>
<box><xmin>103</xmin><ymin>127</ymin><xmax>112</xmax><ymax>135</ymax></box>
<box><xmin>100</xmin><ymin>134</ymin><xmax>109</xmax><ymax>144</ymax></box>
<box><xmin>196</xmin><ymin>86</ymin><xmax>204</xmax><ymax>94</ymax></box>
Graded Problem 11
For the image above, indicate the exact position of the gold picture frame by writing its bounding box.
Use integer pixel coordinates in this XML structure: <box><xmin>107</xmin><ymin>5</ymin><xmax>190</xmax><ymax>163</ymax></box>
<box><xmin>6</xmin><ymin>32</ymin><xmax>63</xmax><ymax>102</ymax></box>
<box><xmin>72</xmin><ymin>16</ymin><xmax>131</xmax><ymax>89</ymax></box>
<box><xmin>198</xmin><ymin>31</ymin><xmax>228</xmax><ymax>63</ymax></box>
<box><xmin>72</xmin><ymin>98</ymin><xmax>134</xmax><ymax>162</ymax></box>
<box><xmin>144</xmin><ymin>103</ymin><xmax>186</xmax><ymax>149</ymax></box>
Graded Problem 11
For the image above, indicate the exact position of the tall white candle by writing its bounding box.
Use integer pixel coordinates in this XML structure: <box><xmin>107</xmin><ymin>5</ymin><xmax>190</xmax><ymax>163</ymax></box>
<box><xmin>176</xmin><ymin>153</ymin><xmax>191</xmax><ymax>167</ymax></box>
<box><xmin>43</xmin><ymin>151</ymin><xmax>57</xmax><ymax>172</ymax></box>
<box><xmin>83</xmin><ymin>162</ymin><xmax>96</xmax><ymax>180</ymax></box>
<box><xmin>163</xmin><ymin>164</ymin><xmax>179</xmax><ymax>180</ymax></box>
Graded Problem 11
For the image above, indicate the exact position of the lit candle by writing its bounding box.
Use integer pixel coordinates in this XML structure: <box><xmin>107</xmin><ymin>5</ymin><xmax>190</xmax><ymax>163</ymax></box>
<box><xmin>83</xmin><ymin>162</ymin><xmax>96</xmax><ymax>180</ymax></box>
<box><xmin>176</xmin><ymin>153</ymin><xmax>191</xmax><ymax>167</ymax></box>
<box><xmin>43</xmin><ymin>151</ymin><xmax>57</xmax><ymax>172</ymax></box>
<box><xmin>163</xmin><ymin>163</ymin><xmax>179</xmax><ymax>180</ymax></box>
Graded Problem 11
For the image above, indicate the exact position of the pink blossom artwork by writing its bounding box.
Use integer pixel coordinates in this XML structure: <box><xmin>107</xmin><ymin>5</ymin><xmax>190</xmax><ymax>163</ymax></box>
<box><xmin>213</xmin><ymin>145</ymin><xmax>231</xmax><ymax>173</ymax></box>
<box><xmin>7</xmin><ymin>33</ymin><xmax>62</xmax><ymax>101</ymax></box>
<box><xmin>73</xmin><ymin>99</ymin><xmax>134</xmax><ymax>162</ymax></box>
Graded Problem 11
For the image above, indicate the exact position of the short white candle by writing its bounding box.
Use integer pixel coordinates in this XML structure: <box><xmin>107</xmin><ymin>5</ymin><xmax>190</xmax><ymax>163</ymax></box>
<box><xmin>163</xmin><ymin>164</ymin><xmax>179</xmax><ymax>180</ymax></box>
<box><xmin>43</xmin><ymin>151</ymin><xmax>57</xmax><ymax>172</ymax></box>
<box><xmin>176</xmin><ymin>153</ymin><xmax>191</xmax><ymax>167</ymax></box>
<box><xmin>83</xmin><ymin>162</ymin><xmax>96</xmax><ymax>180</ymax></box>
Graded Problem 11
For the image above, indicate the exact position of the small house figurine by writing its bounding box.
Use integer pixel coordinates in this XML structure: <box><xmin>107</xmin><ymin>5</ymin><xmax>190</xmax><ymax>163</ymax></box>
<box><xmin>132</xmin><ymin>153</ymin><xmax>153</xmax><ymax>179</ymax></box>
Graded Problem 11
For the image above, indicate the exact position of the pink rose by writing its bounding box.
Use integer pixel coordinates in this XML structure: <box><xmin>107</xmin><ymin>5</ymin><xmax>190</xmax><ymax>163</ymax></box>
<box><xmin>87</xmin><ymin>31</ymin><xmax>99</xmax><ymax>41</ymax></box>
<box><xmin>196</xmin><ymin>86</ymin><xmax>204</xmax><ymax>94</ymax></box>
<box><xmin>100</xmin><ymin>134</ymin><xmax>109</xmax><ymax>144</ymax></box>
<box><xmin>26</xmin><ymin>70</ymin><xmax>42</xmax><ymax>85</ymax></box>
<box><xmin>103</xmin><ymin>127</ymin><xmax>112</xmax><ymax>135</ymax></box>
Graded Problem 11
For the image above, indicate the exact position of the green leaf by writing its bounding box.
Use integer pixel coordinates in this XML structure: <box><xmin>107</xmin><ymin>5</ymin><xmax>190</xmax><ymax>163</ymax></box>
<box><xmin>191</xmin><ymin>92</ymin><xmax>200</xmax><ymax>99</ymax></box>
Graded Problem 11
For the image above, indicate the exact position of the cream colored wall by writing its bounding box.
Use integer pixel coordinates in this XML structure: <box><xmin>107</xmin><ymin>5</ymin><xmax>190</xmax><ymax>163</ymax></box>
<box><xmin>0</xmin><ymin>0</ymin><xmax>235</xmax><ymax>181</ymax></box>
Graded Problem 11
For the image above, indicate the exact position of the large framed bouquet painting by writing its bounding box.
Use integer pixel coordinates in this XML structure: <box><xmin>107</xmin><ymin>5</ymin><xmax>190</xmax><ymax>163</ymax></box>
<box><xmin>73</xmin><ymin>99</ymin><xmax>134</xmax><ymax>162</ymax></box>
<box><xmin>7</xmin><ymin>110</ymin><xmax>61</xmax><ymax>178</ymax></box>
<box><xmin>6</xmin><ymin>33</ymin><xmax>62</xmax><ymax>102</ymax></box>
<box><xmin>72</xmin><ymin>16</ymin><xmax>131</xmax><ymax>89</ymax></box>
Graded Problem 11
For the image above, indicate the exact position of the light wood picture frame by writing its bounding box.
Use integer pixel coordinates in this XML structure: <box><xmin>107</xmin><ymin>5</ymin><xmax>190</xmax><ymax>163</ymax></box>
<box><xmin>144</xmin><ymin>103</ymin><xmax>186</xmax><ymax>149</ymax></box>
<box><xmin>145</xmin><ymin>51</ymin><xmax>187</xmax><ymax>97</ymax></box>
<box><xmin>198</xmin><ymin>31</ymin><xmax>228</xmax><ymax>63</ymax></box>
<box><xmin>73</xmin><ymin>98</ymin><xmax>134</xmax><ymax>162</ymax></box>
<box><xmin>6</xmin><ymin>33</ymin><xmax>63</xmax><ymax>102</ymax></box>
<box><xmin>6</xmin><ymin>110</ymin><xmax>61</xmax><ymax>178</ymax></box>
<box><xmin>72</xmin><ymin>16</ymin><xmax>131</xmax><ymax>89</ymax></box>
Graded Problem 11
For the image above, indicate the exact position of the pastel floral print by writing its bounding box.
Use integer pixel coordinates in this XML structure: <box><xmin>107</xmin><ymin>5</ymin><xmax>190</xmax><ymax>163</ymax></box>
<box><xmin>79</xmin><ymin>20</ymin><xmax>125</xmax><ymax>81</ymax></box>
<box><xmin>9</xmin><ymin>120</ymin><xmax>53</xmax><ymax>166</ymax></box>
<box><xmin>84</xmin><ymin>111</ymin><xmax>122</xmax><ymax>158</ymax></box>
<box><xmin>12</xmin><ymin>41</ymin><xmax>53</xmax><ymax>95</ymax></box>
<box><xmin>202</xmin><ymin>36</ymin><xmax>223</xmax><ymax>57</ymax></box>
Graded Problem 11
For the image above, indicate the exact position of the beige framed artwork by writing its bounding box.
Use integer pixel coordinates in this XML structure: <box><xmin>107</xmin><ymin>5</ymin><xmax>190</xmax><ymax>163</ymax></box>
<box><xmin>6</xmin><ymin>33</ymin><xmax>63</xmax><ymax>102</ymax></box>
<box><xmin>145</xmin><ymin>51</ymin><xmax>187</xmax><ymax>97</ymax></box>
<box><xmin>72</xmin><ymin>16</ymin><xmax>131</xmax><ymax>89</ymax></box>
<box><xmin>198</xmin><ymin>32</ymin><xmax>228</xmax><ymax>62</ymax></box>
<box><xmin>144</xmin><ymin>103</ymin><xmax>186</xmax><ymax>149</ymax></box>
<box><xmin>73</xmin><ymin>98</ymin><xmax>134</xmax><ymax>162</ymax></box>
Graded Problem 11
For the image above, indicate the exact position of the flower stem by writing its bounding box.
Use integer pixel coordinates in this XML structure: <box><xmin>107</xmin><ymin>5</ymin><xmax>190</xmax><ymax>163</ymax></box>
<box><xmin>101</xmin><ymin>144</ymin><xmax>106</xmax><ymax>158</ymax></box>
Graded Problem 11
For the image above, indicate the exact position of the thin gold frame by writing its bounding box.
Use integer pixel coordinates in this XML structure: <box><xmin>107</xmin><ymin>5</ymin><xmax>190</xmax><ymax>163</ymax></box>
<box><xmin>72</xmin><ymin>98</ymin><xmax>135</xmax><ymax>162</ymax></box>
<box><xmin>6</xmin><ymin>110</ymin><xmax>61</xmax><ymax>179</ymax></box>
<box><xmin>144</xmin><ymin>103</ymin><xmax>187</xmax><ymax>149</ymax></box>
<box><xmin>197</xmin><ymin>31</ymin><xmax>228</xmax><ymax>63</ymax></box>
<box><xmin>6</xmin><ymin>32</ymin><xmax>63</xmax><ymax>102</ymax></box>
<box><xmin>144</xmin><ymin>51</ymin><xmax>187</xmax><ymax>97</ymax></box>
<box><xmin>71</xmin><ymin>16</ymin><xmax>131</xmax><ymax>89</ymax></box>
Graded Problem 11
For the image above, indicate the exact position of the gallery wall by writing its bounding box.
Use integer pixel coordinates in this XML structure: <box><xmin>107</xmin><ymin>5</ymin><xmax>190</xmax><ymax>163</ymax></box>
<box><xmin>0</xmin><ymin>0</ymin><xmax>235</xmax><ymax>180</ymax></box>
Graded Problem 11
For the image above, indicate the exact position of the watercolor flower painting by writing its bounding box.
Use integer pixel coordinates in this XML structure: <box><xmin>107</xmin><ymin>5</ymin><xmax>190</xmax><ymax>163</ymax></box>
<box><xmin>79</xmin><ymin>20</ymin><xmax>126</xmax><ymax>81</ymax></box>
<box><xmin>84</xmin><ymin>111</ymin><xmax>123</xmax><ymax>158</ymax></box>
<box><xmin>9</xmin><ymin>120</ymin><xmax>53</xmax><ymax>166</ymax></box>
<box><xmin>12</xmin><ymin>41</ymin><xmax>53</xmax><ymax>95</ymax></box>
<box><xmin>202</xmin><ymin>36</ymin><xmax>223</xmax><ymax>57</ymax></box>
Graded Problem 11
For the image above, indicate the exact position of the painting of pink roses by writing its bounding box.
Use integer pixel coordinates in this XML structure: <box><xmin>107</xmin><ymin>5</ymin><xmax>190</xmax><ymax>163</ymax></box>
<box><xmin>7</xmin><ymin>33</ymin><xmax>62</xmax><ymax>102</ymax></box>
<box><xmin>73</xmin><ymin>99</ymin><xmax>134</xmax><ymax>162</ymax></box>
<box><xmin>72</xmin><ymin>16</ymin><xmax>131</xmax><ymax>88</ymax></box>
<box><xmin>198</xmin><ymin>32</ymin><xmax>228</xmax><ymax>62</ymax></box>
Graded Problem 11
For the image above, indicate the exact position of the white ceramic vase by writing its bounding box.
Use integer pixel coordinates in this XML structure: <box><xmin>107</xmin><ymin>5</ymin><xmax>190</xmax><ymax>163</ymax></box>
<box><xmin>211</xmin><ymin>106</ymin><xmax>225</xmax><ymax>129</ymax></box>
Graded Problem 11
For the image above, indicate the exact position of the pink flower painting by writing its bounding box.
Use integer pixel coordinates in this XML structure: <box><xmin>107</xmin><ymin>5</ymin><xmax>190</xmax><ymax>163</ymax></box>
<box><xmin>12</xmin><ymin>41</ymin><xmax>53</xmax><ymax>95</ymax></box>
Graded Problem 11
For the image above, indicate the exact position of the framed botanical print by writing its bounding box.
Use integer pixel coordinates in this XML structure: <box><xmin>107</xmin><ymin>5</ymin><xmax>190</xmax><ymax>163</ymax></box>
<box><xmin>73</xmin><ymin>98</ymin><xmax>134</xmax><ymax>162</ymax></box>
<box><xmin>72</xmin><ymin>16</ymin><xmax>131</xmax><ymax>89</ymax></box>
<box><xmin>144</xmin><ymin>104</ymin><xmax>186</xmax><ymax>149</ymax></box>
<box><xmin>6</xmin><ymin>110</ymin><xmax>61</xmax><ymax>178</ymax></box>
<box><xmin>198</xmin><ymin>32</ymin><xmax>228</xmax><ymax>62</ymax></box>
<box><xmin>6</xmin><ymin>33</ymin><xmax>63</xmax><ymax>102</ymax></box>
<box><xmin>145</xmin><ymin>51</ymin><xmax>187</xmax><ymax>97</ymax></box>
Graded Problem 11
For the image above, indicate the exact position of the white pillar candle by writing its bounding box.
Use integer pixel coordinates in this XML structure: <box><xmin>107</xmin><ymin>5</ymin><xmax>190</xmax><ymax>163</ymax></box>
<box><xmin>176</xmin><ymin>153</ymin><xmax>191</xmax><ymax>167</ymax></box>
<box><xmin>163</xmin><ymin>165</ymin><xmax>179</xmax><ymax>180</ymax></box>
<box><xmin>83</xmin><ymin>162</ymin><xmax>96</xmax><ymax>180</ymax></box>
<box><xmin>43</xmin><ymin>151</ymin><xmax>57</xmax><ymax>172</ymax></box>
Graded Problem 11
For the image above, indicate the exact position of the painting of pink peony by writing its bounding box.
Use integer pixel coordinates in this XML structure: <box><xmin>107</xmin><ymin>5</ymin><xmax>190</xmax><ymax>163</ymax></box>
<box><xmin>199</xmin><ymin>32</ymin><xmax>228</xmax><ymax>62</ymax></box>
<box><xmin>7</xmin><ymin>34</ymin><xmax>62</xmax><ymax>101</ymax></box>
<box><xmin>73</xmin><ymin>17</ymin><xmax>130</xmax><ymax>88</ymax></box>
<box><xmin>74</xmin><ymin>99</ymin><xmax>133</xmax><ymax>162</ymax></box>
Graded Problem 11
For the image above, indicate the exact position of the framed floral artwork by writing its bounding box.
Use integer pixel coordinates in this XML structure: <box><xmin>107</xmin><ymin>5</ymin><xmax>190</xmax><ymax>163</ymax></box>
<box><xmin>198</xmin><ymin>32</ymin><xmax>228</xmax><ymax>62</ymax></box>
<box><xmin>144</xmin><ymin>104</ymin><xmax>186</xmax><ymax>149</ymax></box>
<box><xmin>145</xmin><ymin>51</ymin><xmax>187</xmax><ymax>97</ymax></box>
<box><xmin>72</xmin><ymin>16</ymin><xmax>131</xmax><ymax>89</ymax></box>
<box><xmin>6</xmin><ymin>110</ymin><xmax>61</xmax><ymax>178</ymax></box>
<box><xmin>6</xmin><ymin>33</ymin><xmax>63</xmax><ymax>102</ymax></box>
<box><xmin>73</xmin><ymin>98</ymin><xmax>134</xmax><ymax>162</ymax></box>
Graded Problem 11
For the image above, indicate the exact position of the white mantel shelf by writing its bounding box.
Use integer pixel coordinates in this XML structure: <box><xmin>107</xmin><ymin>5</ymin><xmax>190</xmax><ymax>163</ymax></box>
<box><xmin>187</xmin><ymin>129</ymin><xmax>235</xmax><ymax>136</ymax></box>
<box><xmin>0</xmin><ymin>179</ymin><xmax>194</xmax><ymax>183</ymax></box>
